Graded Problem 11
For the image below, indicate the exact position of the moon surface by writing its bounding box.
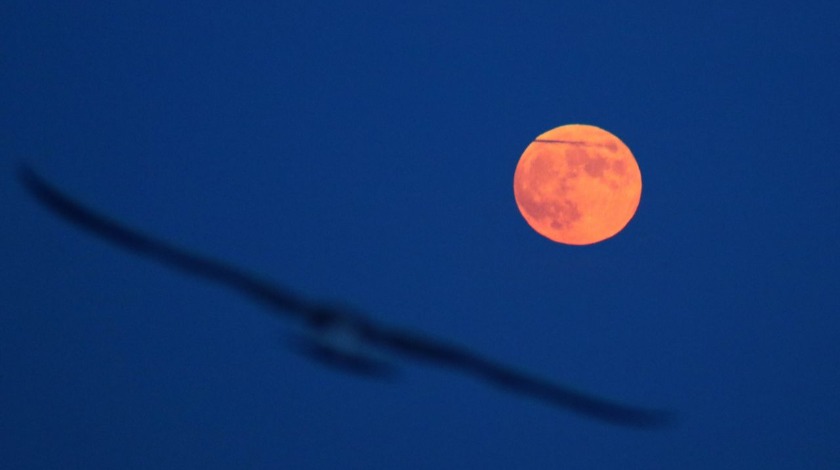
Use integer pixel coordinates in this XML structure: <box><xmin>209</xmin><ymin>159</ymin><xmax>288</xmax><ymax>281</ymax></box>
<box><xmin>513</xmin><ymin>124</ymin><xmax>642</xmax><ymax>245</ymax></box>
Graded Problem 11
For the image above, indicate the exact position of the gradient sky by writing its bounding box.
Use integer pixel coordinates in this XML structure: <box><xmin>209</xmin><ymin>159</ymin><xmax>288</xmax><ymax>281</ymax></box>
<box><xmin>2</xmin><ymin>2</ymin><xmax>839</xmax><ymax>468</ymax></box>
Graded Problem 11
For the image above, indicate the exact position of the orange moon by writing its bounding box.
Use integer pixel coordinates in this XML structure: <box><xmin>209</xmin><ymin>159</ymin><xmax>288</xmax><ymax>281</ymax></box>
<box><xmin>513</xmin><ymin>124</ymin><xmax>642</xmax><ymax>245</ymax></box>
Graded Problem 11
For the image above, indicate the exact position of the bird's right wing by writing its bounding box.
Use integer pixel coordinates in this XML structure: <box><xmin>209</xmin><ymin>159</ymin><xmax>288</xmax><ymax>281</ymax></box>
<box><xmin>362</xmin><ymin>323</ymin><xmax>674</xmax><ymax>427</ymax></box>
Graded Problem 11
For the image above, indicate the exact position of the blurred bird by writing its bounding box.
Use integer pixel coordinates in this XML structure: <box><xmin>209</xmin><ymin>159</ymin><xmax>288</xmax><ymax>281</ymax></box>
<box><xmin>20</xmin><ymin>164</ymin><xmax>674</xmax><ymax>428</ymax></box>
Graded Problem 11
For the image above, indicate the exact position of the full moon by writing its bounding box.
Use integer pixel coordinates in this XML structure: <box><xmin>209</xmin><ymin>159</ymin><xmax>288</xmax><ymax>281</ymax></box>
<box><xmin>513</xmin><ymin>124</ymin><xmax>642</xmax><ymax>245</ymax></box>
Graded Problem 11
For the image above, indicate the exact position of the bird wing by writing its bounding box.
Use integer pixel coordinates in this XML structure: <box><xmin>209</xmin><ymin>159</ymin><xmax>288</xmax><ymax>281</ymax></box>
<box><xmin>360</xmin><ymin>323</ymin><xmax>673</xmax><ymax>427</ymax></box>
<box><xmin>20</xmin><ymin>163</ymin><xmax>674</xmax><ymax>428</ymax></box>
<box><xmin>19</xmin><ymin>164</ymin><xmax>317</xmax><ymax>319</ymax></box>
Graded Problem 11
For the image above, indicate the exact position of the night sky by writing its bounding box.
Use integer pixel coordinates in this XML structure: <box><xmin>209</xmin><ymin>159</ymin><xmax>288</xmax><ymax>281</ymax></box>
<box><xmin>2</xmin><ymin>2</ymin><xmax>839</xmax><ymax>468</ymax></box>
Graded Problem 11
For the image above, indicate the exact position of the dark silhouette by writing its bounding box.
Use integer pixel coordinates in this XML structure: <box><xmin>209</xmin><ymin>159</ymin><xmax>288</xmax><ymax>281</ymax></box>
<box><xmin>20</xmin><ymin>164</ymin><xmax>674</xmax><ymax>428</ymax></box>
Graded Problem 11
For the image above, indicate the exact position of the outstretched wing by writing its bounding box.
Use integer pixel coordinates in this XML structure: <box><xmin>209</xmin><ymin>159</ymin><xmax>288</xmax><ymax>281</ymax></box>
<box><xmin>361</xmin><ymin>324</ymin><xmax>673</xmax><ymax>427</ymax></box>
<box><xmin>19</xmin><ymin>164</ymin><xmax>318</xmax><ymax>320</ymax></box>
<box><xmin>20</xmin><ymin>164</ymin><xmax>674</xmax><ymax>427</ymax></box>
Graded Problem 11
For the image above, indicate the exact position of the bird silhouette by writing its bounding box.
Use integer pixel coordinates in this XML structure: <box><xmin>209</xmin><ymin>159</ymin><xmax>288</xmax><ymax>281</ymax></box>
<box><xmin>19</xmin><ymin>164</ymin><xmax>674</xmax><ymax>428</ymax></box>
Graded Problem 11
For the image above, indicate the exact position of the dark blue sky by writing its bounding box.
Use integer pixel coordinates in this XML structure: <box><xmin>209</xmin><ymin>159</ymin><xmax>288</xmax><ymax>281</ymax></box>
<box><xmin>2</xmin><ymin>2</ymin><xmax>839</xmax><ymax>468</ymax></box>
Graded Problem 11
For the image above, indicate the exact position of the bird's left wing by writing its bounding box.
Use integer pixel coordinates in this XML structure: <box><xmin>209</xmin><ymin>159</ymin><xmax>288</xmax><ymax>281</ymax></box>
<box><xmin>19</xmin><ymin>164</ymin><xmax>318</xmax><ymax>320</ymax></box>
